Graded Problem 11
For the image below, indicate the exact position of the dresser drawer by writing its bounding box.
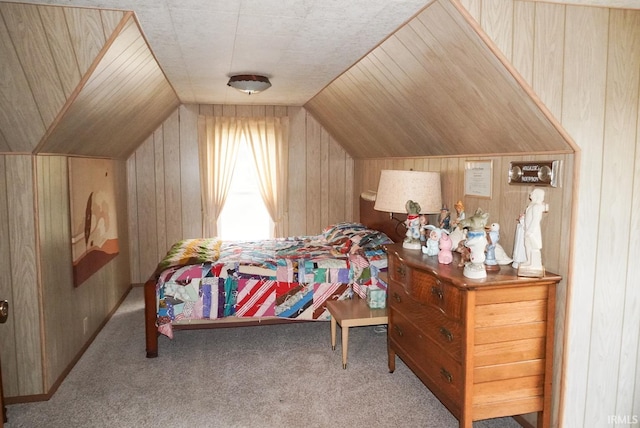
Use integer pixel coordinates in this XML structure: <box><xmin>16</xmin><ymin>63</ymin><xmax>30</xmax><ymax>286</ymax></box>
<box><xmin>388</xmin><ymin>253</ymin><xmax>462</xmax><ymax>319</ymax></box>
<box><xmin>409</xmin><ymin>269</ymin><xmax>462</xmax><ymax>320</ymax></box>
<box><xmin>389</xmin><ymin>309</ymin><xmax>462</xmax><ymax>402</ymax></box>
<box><xmin>388</xmin><ymin>253</ymin><xmax>410</xmax><ymax>283</ymax></box>
<box><xmin>388</xmin><ymin>281</ymin><xmax>463</xmax><ymax>361</ymax></box>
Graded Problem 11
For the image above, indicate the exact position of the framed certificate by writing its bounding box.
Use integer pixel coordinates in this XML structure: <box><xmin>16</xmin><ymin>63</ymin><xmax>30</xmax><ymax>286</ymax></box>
<box><xmin>464</xmin><ymin>160</ymin><xmax>492</xmax><ymax>198</ymax></box>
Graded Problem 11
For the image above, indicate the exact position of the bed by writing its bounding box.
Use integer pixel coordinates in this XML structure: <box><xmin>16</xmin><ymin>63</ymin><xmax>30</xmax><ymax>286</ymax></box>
<box><xmin>144</xmin><ymin>221</ymin><xmax>393</xmax><ymax>357</ymax></box>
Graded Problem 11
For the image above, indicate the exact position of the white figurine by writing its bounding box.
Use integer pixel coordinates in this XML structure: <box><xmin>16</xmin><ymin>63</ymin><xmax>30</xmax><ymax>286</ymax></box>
<box><xmin>485</xmin><ymin>223</ymin><xmax>500</xmax><ymax>271</ymax></box>
<box><xmin>512</xmin><ymin>214</ymin><xmax>526</xmax><ymax>268</ymax></box>
<box><xmin>421</xmin><ymin>225</ymin><xmax>441</xmax><ymax>256</ymax></box>
<box><xmin>403</xmin><ymin>200</ymin><xmax>422</xmax><ymax>250</ymax></box>
<box><xmin>518</xmin><ymin>188</ymin><xmax>548</xmax><ymax>277</ymax></box>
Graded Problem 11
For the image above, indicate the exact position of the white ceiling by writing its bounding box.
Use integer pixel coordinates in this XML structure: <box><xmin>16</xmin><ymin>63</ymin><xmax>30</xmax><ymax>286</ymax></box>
<box><xmin>9</xmin><ymin>0</ymin><xmax>432</xmax><ymax>105</ymax></box>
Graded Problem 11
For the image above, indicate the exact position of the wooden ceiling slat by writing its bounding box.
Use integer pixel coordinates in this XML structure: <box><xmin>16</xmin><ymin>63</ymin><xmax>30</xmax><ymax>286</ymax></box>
<box><xmin>1</xmin><ymin>3</ymin><xmax>66</xmax><ymax>128</ymax></box>
<box><xmin>37</xmin><ymin>14</ymin><xmax>179</xmax><ymax>158</ymax></box>
<box><xmin>306</xmin><ymin>0</ymin><xmax>574</xmax><ymax>159</ymax></box>
<box><xmin>39</xmin><ymin>5</ymin><xmax>83</xmax><ymax>99</ymax></box>
<box><xmin>0</xmin><ymin>6</ymin><xmax>45</xmax><ymax>152</ymax></box>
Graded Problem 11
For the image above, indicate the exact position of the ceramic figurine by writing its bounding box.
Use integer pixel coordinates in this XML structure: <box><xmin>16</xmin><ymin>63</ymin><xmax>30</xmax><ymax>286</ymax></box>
<box><xmin>451</xmin><ymin>200</ymin><xmax>466</xmax><ymax>230</ymax></box>
<box><xmin>518</xmin><ymin>188</ymin><xmax>548</xmax><ymax>277</ymax></box>
<box><xmin>511</xmin><ymin>214</ymin><xmax>526</xmax><ymax>268</ymax></box>
<box><xmin>438</xmin><ymin>206</ymin><xmax>451</xmax><ymax>232</ymax></box>
<box><xmin>458</xmin><ymin>208</ymin><xmax>490</xmax><ymax>279</ymax></box>
<box><xmin>404</xmin><ymin>200</ymin><xmax>422</xmax><ymax>250</ymax></box>
<box><xmin>485</xmin><ymin>223</ymin><xmax>500</xmax><ymax>272</ymax></box>
<box><xmin>421</xmin><ymin>225</ymin><xmax>441</xmax><ymax>256</ymax></box>
<box><xmin>438</xmin><ymin>230</ymin><xmax>453</xmax><ymax>264</ymax></box>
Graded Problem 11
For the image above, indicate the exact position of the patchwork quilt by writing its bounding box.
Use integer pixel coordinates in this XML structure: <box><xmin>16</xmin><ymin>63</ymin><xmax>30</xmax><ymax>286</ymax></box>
<box><xmin>153</xmin><ymin>223</ymin><xmax>391</xmax><ymax>338</ymax></box>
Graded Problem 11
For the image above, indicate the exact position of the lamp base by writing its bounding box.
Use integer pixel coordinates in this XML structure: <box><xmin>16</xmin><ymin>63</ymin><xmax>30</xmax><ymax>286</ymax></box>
<box><xmin>402</xmin><ymin>241</ymin><xmax>422</xmax><ymax>250</ymax></box>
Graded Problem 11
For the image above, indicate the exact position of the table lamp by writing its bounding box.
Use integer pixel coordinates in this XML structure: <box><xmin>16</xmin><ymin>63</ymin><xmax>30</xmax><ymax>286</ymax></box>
<box><xmin>374</xmin><ymin>169</ymin><xmax>442</xmax><ymax>250</ymax></box>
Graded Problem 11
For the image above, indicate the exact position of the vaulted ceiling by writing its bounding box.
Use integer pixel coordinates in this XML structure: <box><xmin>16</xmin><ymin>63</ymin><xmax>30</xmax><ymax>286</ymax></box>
<box><xmin>0</xmin><ymin>0</ymin><xmax>582</xmax><ymax>159</ymax></box>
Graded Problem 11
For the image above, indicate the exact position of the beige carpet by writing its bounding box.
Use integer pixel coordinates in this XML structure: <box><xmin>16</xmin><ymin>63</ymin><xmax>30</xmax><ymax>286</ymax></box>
<box><xmin>5</xmin><ymin>287</ymin><xmax>522</xmax><ymax>428</ymax></box>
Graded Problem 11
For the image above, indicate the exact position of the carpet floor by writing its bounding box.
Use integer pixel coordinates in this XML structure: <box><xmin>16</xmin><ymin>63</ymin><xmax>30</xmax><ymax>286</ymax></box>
<box><xmin>5</xmin><ymin>287</ymin><xmax>522</xmax><ymax>428</ymax></box>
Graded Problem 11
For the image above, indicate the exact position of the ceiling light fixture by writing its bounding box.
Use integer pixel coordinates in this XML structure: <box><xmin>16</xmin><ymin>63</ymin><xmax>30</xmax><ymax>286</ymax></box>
<box><xmin>227</xmin><ymin>74</ymin><xmax>272</xmax><ymax>94</ymax></box>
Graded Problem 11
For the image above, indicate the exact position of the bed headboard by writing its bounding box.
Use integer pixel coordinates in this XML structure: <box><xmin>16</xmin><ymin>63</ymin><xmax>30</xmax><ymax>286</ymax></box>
<box><xmin>359</xmin><ymin>191</ymin><xmax>405</xmax><ymax>243</ymax></box>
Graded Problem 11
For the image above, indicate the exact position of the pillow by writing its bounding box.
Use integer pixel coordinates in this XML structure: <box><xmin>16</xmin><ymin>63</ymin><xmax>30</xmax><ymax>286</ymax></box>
<box><xmin>322</xmin><ymin>222</ymin><xmax>368</xmax><ymax>244</ymax></box>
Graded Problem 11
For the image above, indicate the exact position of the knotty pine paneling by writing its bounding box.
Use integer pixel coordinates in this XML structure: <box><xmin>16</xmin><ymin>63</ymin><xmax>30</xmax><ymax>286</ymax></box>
<box><xmin>127</xmin><ymin>105</ymin><xmax>355</xmax><ymax>283</ymax></box>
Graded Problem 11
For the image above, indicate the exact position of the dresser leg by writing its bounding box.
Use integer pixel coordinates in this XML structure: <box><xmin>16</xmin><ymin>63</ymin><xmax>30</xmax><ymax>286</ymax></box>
<box><xmin>388</xmin><ymin>348</ymin><xmax>396</xmax><ymax>373</ymax></box>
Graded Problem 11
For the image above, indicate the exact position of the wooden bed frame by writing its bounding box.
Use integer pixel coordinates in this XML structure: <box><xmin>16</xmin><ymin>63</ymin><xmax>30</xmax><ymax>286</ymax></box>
<box><xmin>144</xmin><ymin>193</ymin><xmax>400</xmax><ymax>358</ymax></box>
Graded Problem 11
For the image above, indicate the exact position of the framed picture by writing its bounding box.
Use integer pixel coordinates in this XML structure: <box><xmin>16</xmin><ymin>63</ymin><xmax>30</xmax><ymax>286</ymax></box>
<box><xmin>68</xmin><ymin>158</ymin><xmax>119</xmax><ymax>287</ymax></box>
<box><xmin>464</xmin><ymin>160</ymin><xmax>492</xmax><ymax>198</ymax></box>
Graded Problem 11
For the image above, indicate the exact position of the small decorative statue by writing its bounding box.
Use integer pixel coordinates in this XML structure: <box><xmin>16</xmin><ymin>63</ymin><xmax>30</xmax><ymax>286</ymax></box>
<box><xmin>484</xmin><ymin>223</ymin><xmax>500</xmax><ymax>272</ymax></box>
<box><xmin>511</xmin><ymin>214</ymin><xmax>527</xmax><ymax>268</ymax></box>
<box><xmin>438</xmin><ymin>230</ymin><xmax>453</xmax><ymax>264</ymax></box>
<box><xmin>451</xmin><ymin>200</ymin><xmax>466</xmax><ymax>230</ymax></box>
<box><xmin>518</xmin><ymin>188</ymin><xmax>548</xmax><ymax>277</ymax></box>
<box><xmin>404</xmin><ymin>200</ymin><xmax>422</xmax><ymax>250</ymax></box>
<box><xmin>421</xmin><ymin>225</ymin><xmax>441</xmax><ymax>256</ymax></box>
<box><xmin>438</xmin><ymin>206</ymin><xmax>451</xmax><ymax>232</ymax></box>
<box><xmin>458</xmin><ymin>208</ymin><xmax>490</xmax><ymax>279</ymax></box>
<box><xmin>418</xmin><ymin>214</ymin><xmax>429</xmax><ymax>243</ymax></box>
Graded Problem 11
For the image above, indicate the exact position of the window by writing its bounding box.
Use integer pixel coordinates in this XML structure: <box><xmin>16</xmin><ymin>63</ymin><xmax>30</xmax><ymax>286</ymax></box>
<box><xmin>217</xmin><ymin>138</ymin><xmax>273</xmax><ymax>240</ymax></box>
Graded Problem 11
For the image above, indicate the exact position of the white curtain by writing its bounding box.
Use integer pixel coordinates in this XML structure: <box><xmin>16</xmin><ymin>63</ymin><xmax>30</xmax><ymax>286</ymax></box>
<box><xmin>198</xmin><ymin>115</ymin><xmax>289</xmax><ymax>238</ymax></box>
<box><xmin>198</xmin><ymin>116</ymin><xmax>243</xmax><ymax>237</ymax></box>
<box><xmin>242</xmin><ymin>117</ymin><xmax>289</xmax><ymax>237</ymax></box>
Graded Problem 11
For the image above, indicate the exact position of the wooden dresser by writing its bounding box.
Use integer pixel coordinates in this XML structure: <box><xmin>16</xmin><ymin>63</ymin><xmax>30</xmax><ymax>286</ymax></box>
<box><xmin>385</xmin><ymin>243</ymin><xmax>561</xmax><ymax>428</ymax></box>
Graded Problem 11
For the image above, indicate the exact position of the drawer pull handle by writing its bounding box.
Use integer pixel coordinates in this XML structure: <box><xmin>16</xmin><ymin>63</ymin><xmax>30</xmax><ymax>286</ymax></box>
<box><xmin>396</xmin><ymin>266</ymin><xmax>406</xmax><ymax>277</ymax></box>
<box><xmin>440</xmin><ymin>368</ymin><xmax>453</xmax><ymax>383</ymax></box>
<box><xmin>393</xmin><ymin>292</ymin><xmax>401</xmax><ymax>303</ymax></box>
<box><xmin>393</xmin><ymin>325</ymin><xmax>403</xmax><ymax>337</ymax></box>
<box><xmin>439</xmin><ymin>326</ymin><xmax>453</xmax><ymax>342</ymax></box>
<box><xmin>431</xmin><ymin>286</ymin><xmax>444</xmax><ymax>300</ymax></box>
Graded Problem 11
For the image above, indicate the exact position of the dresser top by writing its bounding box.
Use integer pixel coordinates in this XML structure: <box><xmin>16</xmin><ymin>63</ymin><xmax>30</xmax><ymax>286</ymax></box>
<box><xmin>384</xmin><ymin>243</ymin><xmax>562</xmax><ymax>290</ymax></box>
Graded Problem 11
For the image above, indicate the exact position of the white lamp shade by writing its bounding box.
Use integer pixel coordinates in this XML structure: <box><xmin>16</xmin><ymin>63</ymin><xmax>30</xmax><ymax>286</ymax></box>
<box><xmin>374</xmin><ymin>170</ymin><xmax>442</xmax><ymax>214</ymax></box>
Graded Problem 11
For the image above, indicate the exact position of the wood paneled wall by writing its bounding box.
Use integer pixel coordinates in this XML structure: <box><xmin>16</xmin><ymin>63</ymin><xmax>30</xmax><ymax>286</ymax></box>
<box><xmin>36</xmin><ymin>156</ymin><xmax>130</xmax><ymax>392</ymax></box>
<box><xmin>379</xmin><ymin>1</ymin><xmax>639</xmax><ymax>426</ymax></box>
<box><xmin>355</xmin><ymin>153</ymin><xmax>574</xmax><ymax>427</ymax></box>
<box><xmin>0</xmin><ymin>3</ymin><xmax>125</xmax><ymax>153</ymax></box>
<box><xmin>0</xmin><ymin>3</ymin><xmax>179</xmax><ymax>160</ymax></box>
<box><xmin>0</xmin><ymin>154</ymin><xmax>130</xmax><ymax>399</ymax></box>
<box><xmin>126</xmin><ymin>104</ymin><xmax>354</xmax><ymax>283</ymax></box>
<box><xmin>0</xmin><ymin>155</ymin><xmax>41</xmax><ymax>397</ymax></box>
